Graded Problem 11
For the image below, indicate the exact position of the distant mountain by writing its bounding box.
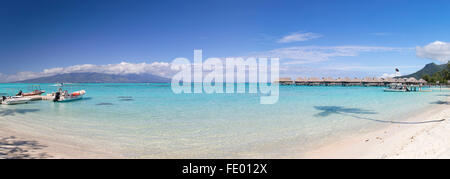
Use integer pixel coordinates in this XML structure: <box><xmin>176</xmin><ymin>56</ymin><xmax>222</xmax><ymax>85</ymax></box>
<box><xmin>400</xmin><ymin>63</ymin><xmax>447</xmax><ymax>79</ymax></box>
<box><xmin>15</xmin><ymin>72</ymin><xmax>171</xmax><ymax>83</ymax></box>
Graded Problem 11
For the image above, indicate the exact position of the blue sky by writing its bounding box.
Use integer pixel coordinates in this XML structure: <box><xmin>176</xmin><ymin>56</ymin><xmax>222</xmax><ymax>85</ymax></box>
<box><xmin>1</xmin><ymin>0</ymin><xmax>450</xmax><ymax>81</ymax></box>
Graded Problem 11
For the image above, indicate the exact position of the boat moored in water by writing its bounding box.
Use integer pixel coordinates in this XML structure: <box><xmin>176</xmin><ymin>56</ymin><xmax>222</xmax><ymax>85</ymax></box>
<box><xmin>20</xmin><ymin>89</ymin><xmax>46</xmax><ymax>96</ymax></box>
<box><xmin>383</xmin><ymin>83</ymin><xmax>427</xmax><ymax>92</ymax></box>
<box><xmin>16</xmin><ymin>85</ymin><xmax>46</xmax><ymax>96</ymax></box>
<box><xmin>49</xmin><ymin>89</ymin><xmax>86</xmax><ymax>102</ymax></box>
<box><xmin>383</xmin><ymin>88</ymin><xmax>407</xmax><ymax>92</ymax></box>
<box><xmin>1</xmin><ymin>96</ymin><xmax>32</xmax><ymax>105</ymax></box>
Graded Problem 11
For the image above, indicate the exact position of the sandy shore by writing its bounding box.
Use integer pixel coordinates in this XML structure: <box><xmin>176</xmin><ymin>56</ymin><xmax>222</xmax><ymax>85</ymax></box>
<box><xmin>0</xmin><ymin>125</ymin><xmax>121</xmax><ymax>159</ymax></box>
<box><xmin>305</xmin><ymin>97</ymin><xmax>450</xmax><ymax>159</ymax></box>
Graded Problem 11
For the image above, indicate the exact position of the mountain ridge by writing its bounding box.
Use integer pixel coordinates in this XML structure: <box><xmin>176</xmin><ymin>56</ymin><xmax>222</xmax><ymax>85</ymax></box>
<box><xmin>400</xmin><ymin>63</ymin><xmax>447</xmax><ymax>79</ymax></box>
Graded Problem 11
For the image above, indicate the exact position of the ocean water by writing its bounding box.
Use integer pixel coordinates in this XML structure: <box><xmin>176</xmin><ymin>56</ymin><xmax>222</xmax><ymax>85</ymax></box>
<box><xmin>0</xmin><ymin>83</ymin><xmax>447</xmax><ymax>158</ymax></box>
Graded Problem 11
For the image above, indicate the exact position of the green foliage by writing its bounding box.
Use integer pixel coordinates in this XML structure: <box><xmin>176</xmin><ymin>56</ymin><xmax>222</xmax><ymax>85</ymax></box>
<box><xmin>422</xmin><ymin>62</ymin><xmax>450</xmax><ymax>84</ymax></box>
<box><xmin>422</xmin><ymin>74</ymin><xmax>430</xmax><ymax>82</ymax></box>
<box><xmin>402</xmin><ymin>63</ymin><xmax>446</xmax><ymax>79</ymax></box>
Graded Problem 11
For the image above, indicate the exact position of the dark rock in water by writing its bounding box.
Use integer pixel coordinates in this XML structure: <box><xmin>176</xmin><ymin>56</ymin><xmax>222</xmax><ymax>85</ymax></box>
<box><xmin>119</xmin><ymin>99</ymin><xmax>134</xmax><ymax>101</ymax></box>
<box><xmin>96</xmin><ymin>103</ymin><xmax>114</xmax><ymax>105</ymax></box>
<box><xmin>118</xmin><ymin>96</ymin><xmax>133</xmax><ymax>99</ymax></box>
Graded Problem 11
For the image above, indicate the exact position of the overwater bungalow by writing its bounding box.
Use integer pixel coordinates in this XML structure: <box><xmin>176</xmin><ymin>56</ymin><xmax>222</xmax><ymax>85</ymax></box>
<box><xmin>275</xmin><ymin>77</ymin><xmax>294</xmax><ymax>85</ymax></box>
<box><xmin>342</xmin><ymin>77</ymin><xmax>352</xmax><ymax>86</ymax></box>
<box><xmin>335</xmin><ymin>77</ymin><xmax>344</xmax><ymax>86</ymax></box>
<box><xmin>418</xmin><ymin>79</ymin><xmax>427</xmax><ymax>84</ymax></box>
<box><xmin>280</xmin><ymin>76</ymin><xmax>427</xmax><ymax>87</ymax></box>
<box><xmin>294</xmin><ymin>77</ymin><xmax>307</xmax><ymax>85</ymax></box>
<box><xmin>349</xmin><ymin>77</ymin><xmax>362</xmax><ymax>86</ymax></box>
<box><xmin>308</xmin><ymin>77</ymin><xmax>322</xmax><ymax>86</ymax></box>
<box><xmin>323</xmin><ymin>77</ymin><xmax>338</xmax><ymax>86</ymax></box>
<box><xmin>362</xmin><ymin>77</ymin><xmax>383</xmax><ymax>86</ymax></box>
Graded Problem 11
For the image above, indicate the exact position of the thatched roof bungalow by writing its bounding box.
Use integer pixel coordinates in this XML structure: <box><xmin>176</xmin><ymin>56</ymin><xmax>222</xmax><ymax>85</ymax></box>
<box><xmin>295</xmin><ymin>77</ymin><xmax>307</xmax><ymax>85</ymax></box>
<box><xmin>275</xmin><ymin>77</ymin><xmax>293</xmax><ymax>85</ymax></box>
<box><xmin>418</xmin><ymin>79</ymin><xmax>427</xmax><ymax>84</ymax></box>
<box><xmin>406</xmin><ymin>77</ymin><xmax>418</xmax><ymax>84</ymax></box>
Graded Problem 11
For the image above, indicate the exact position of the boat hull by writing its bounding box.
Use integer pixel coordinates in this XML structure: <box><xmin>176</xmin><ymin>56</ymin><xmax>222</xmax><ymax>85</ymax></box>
<box><xmin>1</xmin><ymin>98</ymin><xmax>31</xmax><ymax>105</ymax></box>
<box><xmin>56</xmin><ymin>96</ymin><xmax>83</xmax><ymax>102</ymax></box>
<box><xmin>53</xmin><ymin>90</ymin><xmax>86</xmax><ymax>102</ymax></box>
<box><xmin>384</xmin><ymin>89</ymin><xmax>407</xmax><ymax>92</ymax></box>
<box><xmin>22</xmin><ymin>91</ymin><xmax>45</xmax><ymax>96</ymax></box>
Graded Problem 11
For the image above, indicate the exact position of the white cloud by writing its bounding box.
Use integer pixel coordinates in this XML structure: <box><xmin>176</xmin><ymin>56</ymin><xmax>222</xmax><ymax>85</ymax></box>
<box><xmin>277</xmin><ymin>32</ymin><xmax>322</xmax><ymax>43</ymax></box>
<box><xmin>251</xmin><ymin>46</ymin><xmax>406</xmax><ymax>64</ymax></box>
<box><xmin>0</xmin><ymin>62</ymin><xmax>176</xmax><ymax>82</ymax></box>
<box><xmin>416</xmin><ymin>41</ymin><xmax>450</xmax><ymax>63</ymax></box>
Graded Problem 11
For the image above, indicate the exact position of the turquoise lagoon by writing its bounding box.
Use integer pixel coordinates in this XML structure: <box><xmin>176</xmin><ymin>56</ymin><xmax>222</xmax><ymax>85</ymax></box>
<box><xmin>0</xmin><ymin>83</ymin><xmax>447</xmax><ymax>158</ymax></box>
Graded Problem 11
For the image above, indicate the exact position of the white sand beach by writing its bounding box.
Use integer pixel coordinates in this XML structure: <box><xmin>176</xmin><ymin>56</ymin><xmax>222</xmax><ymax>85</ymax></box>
<box><xmin>0</xmin><ymin>125</ymin><xmax>120</xmax><ymax>159</ymax></box>
<box><xmin>305</xmin><ymin>97</ymin><xmax>450</xmax><ymax>159</ymax></box>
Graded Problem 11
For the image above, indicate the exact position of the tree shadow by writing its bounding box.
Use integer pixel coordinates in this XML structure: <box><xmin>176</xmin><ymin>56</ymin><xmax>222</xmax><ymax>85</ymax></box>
<box><xmin>0</xmin><ymin>136</ymin><xmax>52</xmax><ymax>159</ymax></box>
<box><xmin>430</xmin><ymin>100</ymin><xmax>449</xmax><ymax>105</ymax></box>
<box><xmin>314</xmin><ymin>106</ymin><xmax>377</xmax><ymax>117</ymax></box>
<box><xmin>314</xmin><ymin>105</ymin><xmax>445</xmax><ymax>125</ymax></box>
<box><xmin>0</xmin><ymin>109</ymin><xmax>40</xmax><ymax>117</ymax></box>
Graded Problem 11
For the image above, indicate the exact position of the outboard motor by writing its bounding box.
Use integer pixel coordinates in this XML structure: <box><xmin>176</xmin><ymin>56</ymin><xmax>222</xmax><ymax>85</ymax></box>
<box><xmin>1</xmin><ymin>96</ymin><xmax>6</xmax><ymax>102</ymax></box>
<box><xmin>53</xmin><ymin>92</ymin><xmax>61</xmax><ymax>102</ymax></box>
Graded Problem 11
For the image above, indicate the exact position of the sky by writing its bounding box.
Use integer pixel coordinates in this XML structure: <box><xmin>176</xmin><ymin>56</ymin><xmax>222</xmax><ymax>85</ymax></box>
<box><xmin>1</xmin><ymin>0</ymin><xmax>450</xmax><ymax>82</ymax></box>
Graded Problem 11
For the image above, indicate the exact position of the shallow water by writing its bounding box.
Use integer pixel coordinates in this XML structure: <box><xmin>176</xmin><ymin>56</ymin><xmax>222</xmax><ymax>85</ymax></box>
<box><xmin>0</xmin><ymin>83</ymin><xmax>447</xmax><ymax>158</ymax></box>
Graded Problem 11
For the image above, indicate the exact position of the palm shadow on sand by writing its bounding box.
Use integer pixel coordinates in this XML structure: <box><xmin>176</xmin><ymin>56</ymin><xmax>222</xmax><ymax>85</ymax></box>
<box><xmin>0</xmin><ymin>136</ymin><xmax>52</xmax><ymax>159</ymax></box>
<box><xmin>314</xmin><ymin>106</ymin><xmax>377</xmax><ymax>117</ymax></box>
<box><xmin>430</xmin><ymin>100</ymin><xmax>449</xmax><ymax>105</ymax></box>
<box><xmin>314</xmin><ymin>106</ymin><xmax>445</xmax><ymax>125</ymax></box>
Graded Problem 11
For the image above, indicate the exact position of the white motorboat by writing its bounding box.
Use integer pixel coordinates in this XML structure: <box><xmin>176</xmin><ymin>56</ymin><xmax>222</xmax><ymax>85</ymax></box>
<box><xmin>50</xmin><ymin>89</ymin><xmax>86</xmax><ymax>102</ymax></box>
<box><xmin>383</xmin><ymin>88</ymin><xmax>407</xmax><ymax>92</ymax></box>
<box><xmin>384</xmin><ymin>83</ymin><xmax>409</xmax><ymax>92</ymax></box>
<box><xmin>1</xmin><ymin>96</ymin><xmax>32</xmax><ymax>105</ymax></box>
